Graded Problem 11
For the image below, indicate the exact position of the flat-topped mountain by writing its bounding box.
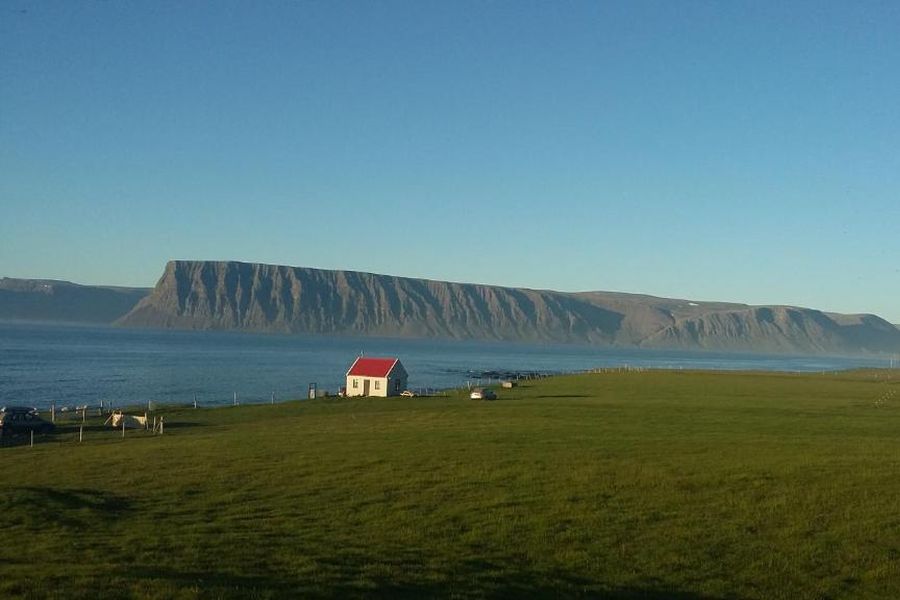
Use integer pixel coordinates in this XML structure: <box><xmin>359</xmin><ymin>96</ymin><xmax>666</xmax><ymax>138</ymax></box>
<box><xmin>0</xmin><ymin>278</ymin><xmax>149</xmax><ymax>324</ymax></box>
<box><xmin>116</xmin><ymin>260</ymin><xmax>900</xmax><ymax>355</ymax></box>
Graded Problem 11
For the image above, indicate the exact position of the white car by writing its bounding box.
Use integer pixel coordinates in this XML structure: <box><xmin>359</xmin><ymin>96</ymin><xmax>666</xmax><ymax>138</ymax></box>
<box><xmin>469</xmin><ymin>388</ymin><xmax>497</xmax><ymax>400</ymax></box>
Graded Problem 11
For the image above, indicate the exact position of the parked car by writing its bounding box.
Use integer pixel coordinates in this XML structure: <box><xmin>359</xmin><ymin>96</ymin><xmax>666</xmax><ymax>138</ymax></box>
<box><xmin>469</xmin><ymin>388</ymin><xmax>497</xmax><ymax>400</ymax></box>
<box><xmin>0</xmin><ymin>406</ymin><xmax>55</xmax><ymax>436</ymax></box>
<box><xmin>400</xmin><ymin>390</ymin><xmax>416</xmax><ymax>397</ymax></box>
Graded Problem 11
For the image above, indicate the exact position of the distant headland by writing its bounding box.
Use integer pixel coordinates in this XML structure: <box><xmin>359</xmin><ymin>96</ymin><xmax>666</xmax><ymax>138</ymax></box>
<box><xmin>3</xmin><ymin>260</ymin><xmax>899</xmax><ymax>356</ymax></box>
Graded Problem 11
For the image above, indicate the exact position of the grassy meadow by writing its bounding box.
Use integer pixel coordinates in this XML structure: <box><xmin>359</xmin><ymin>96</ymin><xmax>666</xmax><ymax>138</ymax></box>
<box><xmin>2</xmin><ymin>369</ymin><xmax>900</xmax><ymax>599</ymax></box>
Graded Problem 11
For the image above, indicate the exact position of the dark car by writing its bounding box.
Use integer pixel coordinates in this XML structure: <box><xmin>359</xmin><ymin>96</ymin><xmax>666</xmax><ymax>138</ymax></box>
<box><xmin>0</xmin><ymin>406</ymin><xmax>55</xmax><ymax>436</ymax></box>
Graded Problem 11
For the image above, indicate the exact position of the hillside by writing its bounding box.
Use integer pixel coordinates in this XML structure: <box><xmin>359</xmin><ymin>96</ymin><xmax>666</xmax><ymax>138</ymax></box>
<box><xmin>116</xmin><ymin>260</ymin><xmax>900</xmax><ymax>355</ymax></box>
<box><xmin>0</xmin><ymin>278</ymin><xmax>149</xmax><ymax>324</ymax></box>
<box><xmin>5</xmin><ymin>371</ymin><xmax>900</xmax><ymax>598</ymax></box>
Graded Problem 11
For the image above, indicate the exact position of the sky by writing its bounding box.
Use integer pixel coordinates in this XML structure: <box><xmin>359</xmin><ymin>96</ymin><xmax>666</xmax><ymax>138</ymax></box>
<box><xmin>1</xmin><ymin>1</ymin><xmax>898</xmax><ymax>322</ymax></box>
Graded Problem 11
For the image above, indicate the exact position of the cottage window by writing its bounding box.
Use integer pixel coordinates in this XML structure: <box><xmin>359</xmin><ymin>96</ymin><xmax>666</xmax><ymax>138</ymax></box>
<box><xmin>394</xmin><ymin>380</ymin><xmax>401</xmax><ymax>392</ymax></box>
<box><xmin>374</xmin><ymin>380</ymin><xmax>380</xmax><ymax>390</ymax></box>
<box><xmin>352</xmin><ymin>379</ymin><xmax>358</xmax><ymax>389</ymax></box>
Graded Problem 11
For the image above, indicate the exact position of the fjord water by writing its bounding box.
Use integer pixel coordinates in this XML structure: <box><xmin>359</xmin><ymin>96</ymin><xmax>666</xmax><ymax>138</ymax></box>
<box><xmin>0</xmin><ymin>321</ymin><xmax>891</xmax><ymax>410</ymax></box>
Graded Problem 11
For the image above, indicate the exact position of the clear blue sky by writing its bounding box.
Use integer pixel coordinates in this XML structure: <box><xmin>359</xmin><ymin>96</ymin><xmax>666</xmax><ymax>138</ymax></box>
<box><xmin>2</xmin><ymin>1</ymin><xmax>898</xmax><ymax>321</ymax></box>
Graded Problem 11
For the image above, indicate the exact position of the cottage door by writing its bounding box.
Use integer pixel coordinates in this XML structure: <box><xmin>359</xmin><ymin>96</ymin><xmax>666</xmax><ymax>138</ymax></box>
<box><xmin>363</xmin><ymin>379</ymin><xmax>371</xmax><ymax>396</ymax></box>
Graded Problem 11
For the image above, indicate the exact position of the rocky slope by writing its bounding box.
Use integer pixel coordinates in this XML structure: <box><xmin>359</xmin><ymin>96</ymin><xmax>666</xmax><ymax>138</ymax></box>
<box><xmin>0</xmin><ymin>278</ymin><xmax>149</xmax><ymax>323</ymax></box>
<box><xmin>116</xmin><ymin>260</ymin><xmax>900</xmax><ymax>355</ymax></box>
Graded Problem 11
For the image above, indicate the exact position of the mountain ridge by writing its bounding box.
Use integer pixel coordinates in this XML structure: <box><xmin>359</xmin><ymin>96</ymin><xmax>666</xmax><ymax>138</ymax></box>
<box><xmin>114</xmin><ymin>260</ymin><xmax>900</xmax><ymax>355</ymax></box>
<box><xmin>0</xmin><ymin>277</ymin><xmax>150</xmax><ymax>324</ymax></box>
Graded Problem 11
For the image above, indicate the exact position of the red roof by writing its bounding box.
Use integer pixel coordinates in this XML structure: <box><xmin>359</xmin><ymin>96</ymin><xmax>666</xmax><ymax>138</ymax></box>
<box><xmin>347</xmin><ymin>357</ymin><xmax>400</xmax><ymax>378</ymax></box>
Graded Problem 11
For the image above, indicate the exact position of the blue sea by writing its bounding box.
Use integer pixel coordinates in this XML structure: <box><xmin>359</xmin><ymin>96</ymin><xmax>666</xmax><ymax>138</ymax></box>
<box><xmin>0</xmin><ymin>321</ymin><xmax>893</xmax><ymax>410</ymax></box>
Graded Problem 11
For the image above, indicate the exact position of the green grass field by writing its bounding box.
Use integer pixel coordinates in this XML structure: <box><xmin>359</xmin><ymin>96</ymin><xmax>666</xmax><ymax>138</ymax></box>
<box><xmin>2</xmin><ymin>369</ymin><xmax>900</xmax><ymax>599</ymax></box>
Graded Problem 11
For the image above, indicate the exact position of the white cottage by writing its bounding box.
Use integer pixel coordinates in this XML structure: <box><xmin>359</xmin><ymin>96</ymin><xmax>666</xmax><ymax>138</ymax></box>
<box><xmin>345</xmin><ymin>357</ymin><xmax>408</xmax><ymax>397</ymax></box>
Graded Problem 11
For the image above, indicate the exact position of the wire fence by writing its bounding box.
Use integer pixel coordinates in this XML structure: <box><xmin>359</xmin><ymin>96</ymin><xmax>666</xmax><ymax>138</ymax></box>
<box><xmin>6</xmin><ymin>365</ymin><xmax>895</xmax><ymax>449</ymax></box>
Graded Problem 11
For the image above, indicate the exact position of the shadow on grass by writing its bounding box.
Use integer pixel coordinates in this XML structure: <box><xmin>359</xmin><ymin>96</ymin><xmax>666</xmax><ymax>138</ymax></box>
<box><xmin>0</xmin><ymin>432</ymin><xmax>58</xmax><ymax>447</ymax></box>
<box><xmin>122</xmin><ymin>563</ymin><xmax>732</xmax><ymax>599</ymax></box>
<box><xmin>54</xmin><ymin>424</ymin><xmax>119</xmax><ymax>434</ymax></box>
<box><xmin>0</xmin><ymin>486</ymin><xmax>131</xmax><ymax>530</ymax></box>
<box><xmin>159</xmin><ymin>421</ymin><xmax>204</xmax><ymax>429</ymax></box>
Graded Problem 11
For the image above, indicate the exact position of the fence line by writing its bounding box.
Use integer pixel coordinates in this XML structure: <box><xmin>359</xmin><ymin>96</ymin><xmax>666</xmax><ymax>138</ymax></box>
<box><xmin>27</xmin><ymin>367</ymin><xmax>661</xmax><ymax>420</ymax></box>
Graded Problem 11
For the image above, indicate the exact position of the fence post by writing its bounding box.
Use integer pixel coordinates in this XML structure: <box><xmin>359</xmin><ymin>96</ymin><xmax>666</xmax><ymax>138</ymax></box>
<box><xmin>30</xmin><ymin>430</ymin><xmax>34</xmax><ymax>448</ymax></box>
<box><xmin>193</xmin><ymin>394</ymin><xmax>197</xmax><ymax>409</ymax></box>
<box><xmin>51</xmin><ymin>403</ymin><xmax>55</xmax><ymax>423</ymax></box>
<box><xmin>271</xmin><ymin>391</ymin><xmax>275</xmax><ymax>405</ymax></box>
<box><xmin>79</xmin><ymin>425</ymin><xmax>83</xmax><ymax>443</ymax></box>
<box><xmin>233</xmin><ymin>391</ymin><xmax>237</xmax><ymax>406</ymax></box>
<box><xmin>122</xmin><ymin>418</ymin><xmax>126</xmax><ymax>439</ymax></box>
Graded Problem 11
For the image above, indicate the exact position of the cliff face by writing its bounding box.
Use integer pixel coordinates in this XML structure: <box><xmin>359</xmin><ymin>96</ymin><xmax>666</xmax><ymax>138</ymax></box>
<box><xmin>643</xmin><ymin>306</ymin><xmax>853</xmax><ymax>354</ymax></box>
<box><xmin>116</xmin><ymin>261</ymin><xmax>624</xmax><ymax>343</ymax></box>
<box><xmin>0</xmin><ymin>278</ymin><xmax>149</xmax><ymax>324</ymax></box>
<box><xmin>116</xmin><ymin>260</ymin><xmax>900</xmax><ymax>355</ymax></box>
